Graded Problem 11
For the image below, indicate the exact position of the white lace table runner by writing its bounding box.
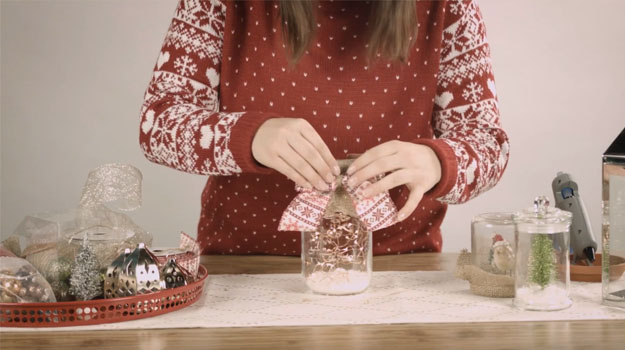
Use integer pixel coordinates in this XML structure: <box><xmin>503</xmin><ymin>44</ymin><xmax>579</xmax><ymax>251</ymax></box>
<box><xmin>3</xmin><ymin>271</ymin><xmax>624</xmax><ymax>331</ymax></box>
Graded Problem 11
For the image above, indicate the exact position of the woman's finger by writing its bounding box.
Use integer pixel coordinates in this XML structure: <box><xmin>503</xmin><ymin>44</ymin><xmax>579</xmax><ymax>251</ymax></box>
<box><xmin>271</xmin><ymin>158</ymin><xmax>313</xmax><ymax>190</ymax></box>
<box><xmin>279</xmin><ymin>148</ymin><xmax>329</xmax><ymax>191</ymax></box>
<box><xmin>360</xmin><ymin>169</ymin><xmax>413</xmax><ymax>198</ymax></box>
<box><xmin>349</xmin><ymin>153</ymin><xmax>402</xmax><ymax>188</ymax></box>
<box><xmin>397</xmin><ymin>186</ymin><xmax>425</xmax><ymax>221</ymax></box>
<box><xmin>300</xmin><ymin>127</ymin><xmax>340</xmax><ymax>176</ymax></box>
<box><xmin>287</xmin><ymin>134</ymin><xmax>335</xmax><ymax>183</ymax></box>
<box><xmin>346</xmin><ymin>140</ymin><xmax>399</xmax><ymax>176</ymax></box>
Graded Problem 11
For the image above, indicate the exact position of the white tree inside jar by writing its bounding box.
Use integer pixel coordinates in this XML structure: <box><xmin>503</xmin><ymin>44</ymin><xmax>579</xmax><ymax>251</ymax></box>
<box><xmin>513</xmin><ymin>196</ymin><xmax>573</xmax><ymax>311</ymax></box>
<box><xmin>278</xmin><ymin>159</ymin><xmax>398</xmax><ymax>296</ymax></box>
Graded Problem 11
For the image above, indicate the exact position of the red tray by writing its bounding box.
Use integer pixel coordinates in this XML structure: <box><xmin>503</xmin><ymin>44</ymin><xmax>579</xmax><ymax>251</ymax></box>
<box><xmin>0</xmin><ymin>265</ymin><xmax>208</xmax><ymax>328</ymax></box>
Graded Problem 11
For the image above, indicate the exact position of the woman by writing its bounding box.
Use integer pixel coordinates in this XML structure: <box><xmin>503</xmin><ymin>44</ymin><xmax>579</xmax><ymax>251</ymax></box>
<box><xmin>139</xmin><ymin>0</ymin><xmax>509</xmax><ymax>255</ymax></box>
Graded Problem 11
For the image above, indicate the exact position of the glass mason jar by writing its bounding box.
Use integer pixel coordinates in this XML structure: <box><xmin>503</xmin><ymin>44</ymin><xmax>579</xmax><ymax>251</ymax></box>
<box><xmin>301</xmin><ymin>159</ymin><xmax>372</xmax><ymax>295</ymax></box>
<box><xmin>513</xmin><ymin>196</ymin><xmax>573</xmax><ymax>311</ymax></box>
<box><xmin>69</xmin><ymin>226</ymin><xmax>134</xmax><ymax>270</ymax></box>
<box><xmin>602</xmin><ymin>128</ymin><xmax>625</xmax><ymax>309</ymax></box>
<box><xmin>471</xmin><ymin>213</ymin><xmax>516</xmax><ymax>275</ymax></box>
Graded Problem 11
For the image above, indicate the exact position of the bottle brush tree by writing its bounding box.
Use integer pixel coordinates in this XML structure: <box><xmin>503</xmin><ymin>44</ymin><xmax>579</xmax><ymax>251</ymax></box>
<box><xmin>528</xmin><ymin>233</ymin><xmax>556</xmax><ymax>288</ymax></box>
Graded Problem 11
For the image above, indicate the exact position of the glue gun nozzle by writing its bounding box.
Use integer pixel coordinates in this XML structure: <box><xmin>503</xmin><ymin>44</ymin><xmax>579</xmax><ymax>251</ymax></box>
<box><xmin>583</xmin><ymin>247</ymin><xmax>596</xmax><ymax>264</ymax></box>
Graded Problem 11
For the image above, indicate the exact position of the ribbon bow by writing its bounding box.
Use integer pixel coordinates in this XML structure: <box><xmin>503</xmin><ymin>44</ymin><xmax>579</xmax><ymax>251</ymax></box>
<box><xmin>278</xmin><ymin>174</ymin><xmax>398</xmax><ymax>232</ymax></box>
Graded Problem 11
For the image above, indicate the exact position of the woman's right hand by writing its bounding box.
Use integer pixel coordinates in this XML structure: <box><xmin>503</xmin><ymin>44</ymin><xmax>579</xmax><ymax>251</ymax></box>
<box><xmin>252</xmin><ymin>118</ymin><xmax>340</xmax><ymax>191</ymax></box>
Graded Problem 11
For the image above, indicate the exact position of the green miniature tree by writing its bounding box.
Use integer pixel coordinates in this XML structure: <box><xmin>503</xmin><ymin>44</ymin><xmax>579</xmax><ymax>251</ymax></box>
<box><xmin>528</xmin><ymin>234</ymin><xmax>556</xmax><ymax>288</ymax></box>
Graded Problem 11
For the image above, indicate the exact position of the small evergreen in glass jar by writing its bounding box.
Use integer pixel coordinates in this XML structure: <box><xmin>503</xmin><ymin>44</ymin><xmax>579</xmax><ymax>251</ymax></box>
<box><xmin>513</xmin><ymin>196</ymin><xmax>572</xmax><ymax>311</ymax></box>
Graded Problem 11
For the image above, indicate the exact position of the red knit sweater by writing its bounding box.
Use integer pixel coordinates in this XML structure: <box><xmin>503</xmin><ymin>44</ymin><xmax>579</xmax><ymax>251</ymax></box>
<box><xmin>140</xmin><ymin>0</ymin><xmax>509</xmax><ymax>255</ymax></box>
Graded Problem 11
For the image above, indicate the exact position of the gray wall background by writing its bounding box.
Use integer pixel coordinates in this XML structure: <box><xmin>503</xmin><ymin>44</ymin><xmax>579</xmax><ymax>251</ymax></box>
<box><xmin>2</xmin><ymin>0</ymin><xmax>624</xmax><ymax>252</ymax></box>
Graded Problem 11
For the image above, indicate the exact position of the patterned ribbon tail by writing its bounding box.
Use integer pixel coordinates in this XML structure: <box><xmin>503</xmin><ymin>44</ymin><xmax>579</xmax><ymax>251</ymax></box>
<box><xmin>343</xmin><ymin>176</ymin><xmax>399</xmax><ymax>232</ymax></box>
<box><xmin>79</xmin><ymin>163</ymin><xmax>143</xmax><ymax>211</ymax></box>
<box><xmin>278</xmin><ymin>175</ymin><xmax>398</xmax><ymax>232</ymax></box>
<box><xmin>277</xmin><ymin>186</ymin><xmax>334</xmax><ymax>232</ymax></box>
<box><xmin>180</xmin><ymin>231</ymin><xmax>201</xmax><ymax>275</ymax></box>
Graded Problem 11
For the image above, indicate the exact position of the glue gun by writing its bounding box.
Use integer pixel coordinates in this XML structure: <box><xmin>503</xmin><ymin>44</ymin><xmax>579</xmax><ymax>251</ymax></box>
<box><xmin>552</xmin><ymin>172</ymin><xmax>597</xmax><ymax>264</ymax></box>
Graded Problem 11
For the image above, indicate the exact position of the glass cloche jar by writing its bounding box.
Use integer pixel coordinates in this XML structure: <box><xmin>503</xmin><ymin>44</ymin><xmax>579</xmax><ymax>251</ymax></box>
<box><xmin>471</xmin><ymin>213</ymin><xmax>516</xmax><ymax>275</ymax></box>
<box><xmin>513</xmin><ymin>196</ymin><xmax>573</xmax><ymax>311</ymax></box>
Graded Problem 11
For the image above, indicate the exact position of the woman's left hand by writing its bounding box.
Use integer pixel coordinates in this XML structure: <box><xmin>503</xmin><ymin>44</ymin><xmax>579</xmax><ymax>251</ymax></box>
<box><xmin>346</xmin><ymin>140</ymin><xmax>442</xmax><ymax>222</ymax></box>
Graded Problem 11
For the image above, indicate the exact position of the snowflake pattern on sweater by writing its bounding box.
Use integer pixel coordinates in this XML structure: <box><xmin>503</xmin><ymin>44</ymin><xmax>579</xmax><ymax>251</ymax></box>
<box><xmin>433</xmin><ymin>0</ymin><xmax>509</xmax><ymax>204</ymax></box>
<box><xmin>140</xmin><ymin>0</ymin><xmax>261</xmax><ymax>175</ymax></box>
<box><xmin>139</xmin><ymin>0</ymin><xmax>509</xmax><ymax>255</ymax></box>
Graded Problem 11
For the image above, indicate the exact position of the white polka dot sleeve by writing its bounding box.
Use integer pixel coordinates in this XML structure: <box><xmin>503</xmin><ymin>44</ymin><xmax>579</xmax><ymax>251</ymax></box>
<box><xmin>420</xmin><ymin>0</ymin><xmax>509</xmax><ymax>204</ymax></box>
<box><xmin>139</xmin><ymin>0</ymin><xmax>277</xmax><ymax>175</ymax></box>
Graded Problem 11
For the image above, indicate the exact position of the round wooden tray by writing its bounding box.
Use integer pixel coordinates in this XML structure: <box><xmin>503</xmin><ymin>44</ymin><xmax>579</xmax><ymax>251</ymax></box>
<box><xmin>570</xmin><ymin>254</ymin><xmax>625</xmax><ymax>282</ymax></box>
<box><xmin>0</xmin><ymin>265</ymin><xmax>207</xmax><ymax>328</ymax></box>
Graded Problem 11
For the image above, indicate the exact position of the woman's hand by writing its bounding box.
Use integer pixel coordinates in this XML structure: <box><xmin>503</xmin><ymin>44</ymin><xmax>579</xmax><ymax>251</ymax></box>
<box><xmin>252</xmin><ymin>118</ymin><xmax>340</xmax><ymax>191</ymax></box>
<box><xmin>346</xmin><ymin>140</ymin><xmax>442</xmax><ymax>221</ymax></box>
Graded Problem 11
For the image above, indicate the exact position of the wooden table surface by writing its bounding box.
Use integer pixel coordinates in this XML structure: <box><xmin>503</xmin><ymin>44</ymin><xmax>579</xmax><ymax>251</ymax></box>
<box><xmin>2</xmin><ymin>253</ymin><xmax>624</xmax><ymax>350</ymax></box>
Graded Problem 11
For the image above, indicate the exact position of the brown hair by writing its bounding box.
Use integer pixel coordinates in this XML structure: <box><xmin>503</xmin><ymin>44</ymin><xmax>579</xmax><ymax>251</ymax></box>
<box><xmin>279</xmin><ymin>0</ymin><xmax>417</xmax><ymax>64</ymax></box>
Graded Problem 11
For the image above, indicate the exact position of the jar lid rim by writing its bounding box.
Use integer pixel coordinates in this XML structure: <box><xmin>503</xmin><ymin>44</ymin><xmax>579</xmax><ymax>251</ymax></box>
<box><xmin>514</xmin><ymin>206</ymin><xmax>572</xmax><ymax>224</ymax></box>
<box><xmin>472</xmin><ymin>212</ymin><xmax>516</xmax><ymax>224</ymax></box>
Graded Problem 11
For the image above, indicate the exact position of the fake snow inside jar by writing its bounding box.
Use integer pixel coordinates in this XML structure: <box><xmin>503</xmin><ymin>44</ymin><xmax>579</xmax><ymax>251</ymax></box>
<box><xmin>302</xmin><ymin>211</ymin><xmax>372</xmax><ymax>295</ymax></box>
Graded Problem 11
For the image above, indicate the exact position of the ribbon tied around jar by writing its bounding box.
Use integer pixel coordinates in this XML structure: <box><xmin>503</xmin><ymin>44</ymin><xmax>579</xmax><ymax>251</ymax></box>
<box><xmin>278</xmin><ymin>159</ymin><xmax>398</xmax><ymax>233</ymax></box>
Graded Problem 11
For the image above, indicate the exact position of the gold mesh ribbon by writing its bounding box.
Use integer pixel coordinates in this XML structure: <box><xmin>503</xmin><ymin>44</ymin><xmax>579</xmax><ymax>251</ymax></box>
<box><xmin>79</xmin><ymin>164</ymin><xmax>142</xmax><ymax>211</ymax></box>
